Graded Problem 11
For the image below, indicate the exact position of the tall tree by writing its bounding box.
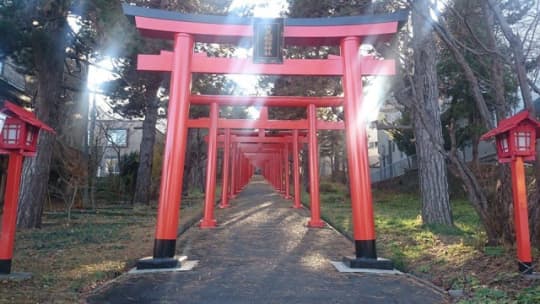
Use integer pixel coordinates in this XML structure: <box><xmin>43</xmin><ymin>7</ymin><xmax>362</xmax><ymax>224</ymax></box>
<box><xmin>0</xmin><ymin>1</ymin><xmax>73</xmax><ymax>227</ymax></box>
<box><xmin>0</xmin><ymin>0</ymin><xmax>129</xmax><ymax>227</ymax></box>
<box><xmin>101</xmin><ymin>0</ymin><xmax>171</xmax><ymax>207</ymax></box>
<box><xmin>394</xmin><ymin>0</ymin><xmax>540</xmax><ymax>243</ymax></box>
<box><xmin>105</xmin><ymin>0</ymin><xmax>237</xmax><ymax>205</ymax></box>
<box><xmin>411</xmin><ymin>0</ymin><xmax>453</xmax><ymax>225</ymax></box>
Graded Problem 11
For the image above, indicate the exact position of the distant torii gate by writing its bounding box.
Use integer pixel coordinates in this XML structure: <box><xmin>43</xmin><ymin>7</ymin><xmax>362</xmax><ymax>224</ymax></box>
<box><xmin>196</xmin><ymin>105</ymin><xmax>334</xmax><ymax>225</ymax></box>
<box><xmin>123</xmin><ymin>4</ymin><xmax>406</xmax><ymax>270</ymax></box>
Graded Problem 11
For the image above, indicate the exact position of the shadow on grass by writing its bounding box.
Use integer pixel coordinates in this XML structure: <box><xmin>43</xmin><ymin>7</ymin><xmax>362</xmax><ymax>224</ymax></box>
<box><xmin>315</xmin><ymin>185</ymin><xmax>483</xmax><ymax>274</ymax></box>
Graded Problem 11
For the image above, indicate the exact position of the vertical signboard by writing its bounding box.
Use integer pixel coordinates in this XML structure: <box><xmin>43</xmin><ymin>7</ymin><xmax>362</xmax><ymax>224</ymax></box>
<box><xmin>253</xmin><ymin>18</ymin><xmax>284</xmax><ymax>64</ymax></box>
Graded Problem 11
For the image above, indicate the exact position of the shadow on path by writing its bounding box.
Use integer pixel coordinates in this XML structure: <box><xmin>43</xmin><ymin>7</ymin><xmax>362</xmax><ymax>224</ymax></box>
<box><xmin>86</xmin><ymin>176</ymin><xmax>447</xmax><ymax>304</ymax></box>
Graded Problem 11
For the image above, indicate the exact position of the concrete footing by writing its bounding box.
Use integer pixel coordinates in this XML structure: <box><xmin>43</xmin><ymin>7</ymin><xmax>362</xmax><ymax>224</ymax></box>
<box><xmin>331</xmin><ymin>261</ymin><xmax>400</xmax><ymax>275</ymax></box>
<box><xmin>0</xmin><ymin>272</ymin><xmax>32</xmax><ymax>281</ymax></box>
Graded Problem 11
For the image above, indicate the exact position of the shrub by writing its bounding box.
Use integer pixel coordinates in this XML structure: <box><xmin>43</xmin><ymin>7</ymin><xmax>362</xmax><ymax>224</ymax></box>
<box><xmin>320</xmin><ymin>182</ymin><xmax>338</xmax><ymax>193</ymax></box>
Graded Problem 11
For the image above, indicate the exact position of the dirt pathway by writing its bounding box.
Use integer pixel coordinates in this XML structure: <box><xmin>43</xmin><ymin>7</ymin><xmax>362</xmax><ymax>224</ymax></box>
<box><xmin>86</xmin><ymin>176</ymin><xmax>447</xmax><ymax>304</ymax></box>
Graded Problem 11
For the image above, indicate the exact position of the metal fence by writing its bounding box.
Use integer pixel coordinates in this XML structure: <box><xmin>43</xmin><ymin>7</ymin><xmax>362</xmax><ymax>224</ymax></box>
<box><xmin>370</xmin><ymin>155</ymin><xmax>417</xmax><ymax>183</ymax></box>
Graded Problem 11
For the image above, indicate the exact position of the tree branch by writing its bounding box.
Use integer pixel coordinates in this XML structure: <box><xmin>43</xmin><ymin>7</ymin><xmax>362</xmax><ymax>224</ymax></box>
<box><xmin>487</xmin><ymin>0</ymin><xmax>535</xmax><ymax>114</ymax></box>
<box><xmin>375</xmin><ymin>121</ymin><xmax>413</xmax><ymax>130</ymax></box>
<box><xmin>431</xmin><ymin>18</ymin><xmax>494</xmax><ymax>129</ymax></box>
<box><xmin>529</xmin><ymin>78</ymin><xmax>540</xmax><ymax>96</ymax></box>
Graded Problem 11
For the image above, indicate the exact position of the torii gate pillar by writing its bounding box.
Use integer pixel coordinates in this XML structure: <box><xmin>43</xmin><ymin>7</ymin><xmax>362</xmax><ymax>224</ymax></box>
<box><xmin>220</xmin><ymin>128</ymin><xmax>231</xmax><ymax>208</ymax></box>
<box><xmin>230</xmin><ymin>142</ymin><xmax>238</xmax><ymax>199</ymax></box>
<box><xmin>137</xmin><ymin>33</ymin><xmax>193</xmax><ymax>269</ymax></box>
<box><xmin>200</xmin><ymin>102</ymin><xmax>218</xmax><ymax>228</ymax></box>
<box><xmin>341</xmin><ymin>37</ymin><xmax>392</xmax><ymax>269</ymax></box>
<box><xmin>307</xmin><ymin>104</ymin><xmax>324</xmax><ymax>228</ymax></box>
<box><xmin>284</xmin><ymin>143</ymin><xmax>291</xmax><ymax>199</ymax></box>
<box><xmin>292</xmin><ymin>129</ymin><xmax>302</xmax><ymax>209</ymax></box>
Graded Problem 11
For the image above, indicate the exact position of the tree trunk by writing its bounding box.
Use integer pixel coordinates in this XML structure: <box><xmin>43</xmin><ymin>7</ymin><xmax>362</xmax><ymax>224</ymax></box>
<box><xmin>87</xmin><ymin>95</ymin><xmax>98</xmax><ymax>209</ymax></box>
<box><xmin>471</xmin><ymin>136</ymin><xmax>479</xmax><ymax>167</ymax></box>
<box><xmin>483</xmin><ymin>3</ymin><xmax>515</xmax><ymax>245</ymax></box>
<box><xmin>412</xmin><ymin>0</ymin><xmax>453</xmax><ymax>225</ymax></box>
<box><xmin>17</xmin><ymin>17</ymin><xmax>68</xmax><ymax>228</ymax></box>
<box><xmin>133</xmin><ymin>90</ymin><xmax>160</xmax><ymax>206</ymax></box>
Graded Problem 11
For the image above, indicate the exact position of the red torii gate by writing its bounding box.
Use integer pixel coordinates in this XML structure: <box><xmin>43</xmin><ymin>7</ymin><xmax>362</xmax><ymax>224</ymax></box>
<box><xmin>123</xmin><ymin>4</ymin><xmax>406</xmax><ymax>270</ymax></box>
<box><xmin>195</xmin><ymin>105</ymin><xmax>333</xmax><ymax>227</ymax></box>
<box><xmin>217</xmin><ymin>132</ymin><xmax>309</xmax><ymax>208</ymax></box>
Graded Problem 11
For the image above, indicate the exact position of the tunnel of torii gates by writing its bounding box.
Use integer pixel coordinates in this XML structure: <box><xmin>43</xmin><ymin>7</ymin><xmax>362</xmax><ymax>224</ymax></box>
<box><xmin>123</xmin><ymin>4</ymin><xmax>407</xmax><ymax>270</ymax></box>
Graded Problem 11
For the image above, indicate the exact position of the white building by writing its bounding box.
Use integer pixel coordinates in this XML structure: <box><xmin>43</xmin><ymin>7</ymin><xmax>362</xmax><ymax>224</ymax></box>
<box><xmin>94</xmin><ymin>119</ymin><xmax>164</xmax><ymax>177</ymax></box>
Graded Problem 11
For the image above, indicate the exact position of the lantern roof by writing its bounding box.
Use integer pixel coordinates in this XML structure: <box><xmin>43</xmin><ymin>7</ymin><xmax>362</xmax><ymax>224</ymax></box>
<box><xmin>480</xmin><ymin>110</ymin><xmax>540</xmax><ymax>141</ymax></box>
<box><xmin>1</xmin><ymin>101</ymin><xmax>54</xmax><ymax>133</ymax></box>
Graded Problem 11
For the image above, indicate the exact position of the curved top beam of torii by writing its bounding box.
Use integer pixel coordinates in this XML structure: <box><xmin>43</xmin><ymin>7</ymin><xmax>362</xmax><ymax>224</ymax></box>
<box><xmin>122</xmin><ymin>4</ymin><xmax>408</xmax><ymax>45</ymax></box>
<box><xmin>125</xmin><ymin>5</ymin><xmax>405</xmax><ymax>85</ymax></box>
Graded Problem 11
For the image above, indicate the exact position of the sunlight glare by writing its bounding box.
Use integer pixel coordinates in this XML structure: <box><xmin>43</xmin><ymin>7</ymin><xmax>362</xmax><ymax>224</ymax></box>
<box><xmin>247</xmin><ymin>106</ymin><xmax>261</xmax><ymax>119</ymax></box>
<box><xmin>355</xmin><ymin>44</ymin><xmax>390</xmax><ymax>124</ymax></box>
<box><xmin>225</xmin><ymin>1</ymin><xmax>289</xmax><ymax>98</ymax></box>
<box><xmin>67</xmin><ymin>14</ymin><xmax>81</xmax><ymax>33</ymax></box>
<box><xmin>87</xmin><ymin>58</ymin><xmax>118</xmax><ymax>115</ymax></box>
<box><xmin>430</xmin><ymin>0</ymin><xmax>449</xmax><ymax>21</ymax></box>
<box><xmin>229</xmin><ymin>0</ymin><xmax>289</xmax><ymax>18</ymax></box>
<box><xmin>361</xmin><ymin>76</ymin><xmax>391</xmax><ymax>123</ymax></box>
<box><xmin>87</xmin><ymin>59</ymin><xmax>115</xmax><ymax>91</ymax></box>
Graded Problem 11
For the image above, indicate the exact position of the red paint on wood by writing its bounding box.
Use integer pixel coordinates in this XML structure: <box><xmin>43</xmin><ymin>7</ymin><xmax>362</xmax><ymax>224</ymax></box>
<box><xmin>0</xmin><ymin>153</ymin><xmax>23</xmax><ymax>264</ymax></box>
<box><xmin>154</xmin><ymin>33</ymin><xmax>193</xmax><ymax>244</ymax></box>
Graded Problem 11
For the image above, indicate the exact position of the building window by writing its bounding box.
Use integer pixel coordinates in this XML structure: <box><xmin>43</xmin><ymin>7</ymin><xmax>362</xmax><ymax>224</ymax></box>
<box><xmin>106</xmin><ymin>129</ymin><xmax>127</xmax><ymax>147</ymax></box>
<box><xmin>104</xmin><ymin>157</ymin><xmax>119</xmax><ymax>175</ymax></box>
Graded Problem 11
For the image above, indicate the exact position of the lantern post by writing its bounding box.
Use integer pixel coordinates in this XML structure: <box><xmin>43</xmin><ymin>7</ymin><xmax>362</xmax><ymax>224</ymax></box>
<box><xmin>510</xmin><ymin>156</ymin><xmax>532</xmax><ymax>274</ymax></box>
<box><xmin>0</xmin><ymin>101</ymin><xmax>54</xmax><ymax>276</ymax></box>
<box><xmin>0</xmin><ymin>152</ymin><xmax>24</xmax><ymax>275</ymax></box>
<box><xmin>481</xmin><ymin>110</ymin><xmax>540</xmax><ymax>274</ymax></box>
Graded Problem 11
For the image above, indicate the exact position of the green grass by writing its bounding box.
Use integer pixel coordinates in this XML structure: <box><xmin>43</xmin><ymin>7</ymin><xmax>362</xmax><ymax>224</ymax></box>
<box><xmin>516</xmin><ymin>286</ymin><xmax>540</xmax><ymax>304</ymax></box>
<box><xmin>311</xmin><ymin>181</ymin><xmax>540</xmax><ymax>302</ymax></box>
<box><xmin>311</xmin><ymin>187</ymin><xmax>482</xmax><ymax>269</ymax></box>
<box><xmin>17</xmin><ymin>222</ymin><xmax>131</xmax><ymax>251</ymax></box>
<box><xmin>1</xmin><ymin>188</ymin><xmax>214</xmax><ymax>303</ymax></box>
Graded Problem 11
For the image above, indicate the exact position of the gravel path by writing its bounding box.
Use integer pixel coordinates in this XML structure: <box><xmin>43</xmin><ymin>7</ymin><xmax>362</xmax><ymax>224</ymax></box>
<box><xmin>86</xmin><ymin>176</ymin><xmax>447</xmax><ymax>304</ymax></box>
